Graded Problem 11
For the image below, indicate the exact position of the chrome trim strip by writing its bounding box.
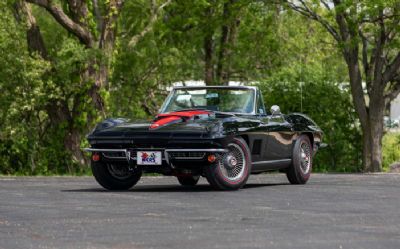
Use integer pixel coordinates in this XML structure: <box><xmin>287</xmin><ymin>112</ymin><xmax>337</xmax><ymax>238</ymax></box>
<box><xmin>173</xmin><ymin>157</ymin><xmax>204</xmax><ymax>160</ymax></box>
<box><xmin>165</xmin><ymin>149</ymin><xmax>227</xmax><ymax>164</ymax></box>
<box><xmin>135</xmin><ymin>148</ymin><xmax>166</xmax><ymax>150</ymax></box>
<box><xmin>164</xmin><ymin>151</ymin><xmax>170</xmax><ymax>165</ymax></box>
<box><xmin>84</xmin><ymin>148</ymin><xmax>127</xmax><ymax>152</ymax></box>
<box><xmin>173</xmin><ymin>86</ymin><xmax>257</xmax><ymax>90</ymax></box>
<box><xmin>252</xmin><ymin>159</ymin><xmax>291</xmax><ymax>165</ymax></box>
<box><xmin>164</xmin><ymin>149</ymin><xmax>228</xmax><ymax>152</ymax></box>
<box><xmin>102</xmin><ymin>153</ymin><xmax>133</xmax><ymax>160</ymax></box>
<box><xmin>84</xmin><ymin>148</ymin><xmax>228</xmax><ymax>164</ymax></box>
<box><xmin>159</xmin><ymin>86</ymin><xmax>257</xmax><ymax>115</ymax></box>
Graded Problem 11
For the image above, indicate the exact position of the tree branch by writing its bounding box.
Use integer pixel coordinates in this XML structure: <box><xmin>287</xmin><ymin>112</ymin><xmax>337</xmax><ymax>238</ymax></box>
<box><xmin>385</xmin><ymin>79</ymin><xmax>400</xmax><ymax>103</ymax></box>
<box><xmin>99</xmin><ymin>0</ymin><xmax>124</xmax><ymax>50</ymax></box>
<box><xmin>383</xmin><ymin>52</ymin><xmax>400</xmax><ymax>84</ymax></box>
<box><xmin>285</xmin><ymin>0</ymin><xmax>340</xmax><ymax>42</ymax></box>
<box><xmin>26</xmin><ymin>0</ymin><xmax>94</xmax><ymax>47</ymax></box>
<box><xmin>92</xmin><ymin>0</ymin><xmax>103</xmax><ymax>33</ymax></box>
<box><xmin>14</xmin><ymin>1</ymin><xmax>48</xmax><ymax>59</ymax></box>
<box><xmin>128</xmin><ymin>0</ymin><xmax>172</xmax><ymax>48</ymax></box>
<box><xmin>320</xmin><ymin>0</ymin><xmax>332</xmax><ymax>11</ymax></box>
<box><xmin>359</xmin><ymin>29</ymin><xmax>371</xmax><ymax>93</ymax></box>
<box><xmin>332</xmin><ymin>0</ymin><xmax>350</xmax><ymax>45</ymax></box>
<box><xmin>372</xmin><ymin>10</ymin><xmax>386</xmax><ymax>87</ymax></box>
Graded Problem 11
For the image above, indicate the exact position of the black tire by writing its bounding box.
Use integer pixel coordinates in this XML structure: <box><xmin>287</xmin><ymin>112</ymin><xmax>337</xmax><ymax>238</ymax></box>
<box><xmin>286</xmin><ymin>135</ymin><xmax>312</xmax><ymax>184</ymax></box>
<box><xmin>91</xmin><ymin>161</ymin><xmax>142</xmax><ymax>190</ymax></box>
<box><xmin>177</xmin><ymin>175</ymin><xmax>200</xmax><ymax>186</ymax></box>
<box><xmin>205</xmin><ymin>137</ymin><xmax>251</xmax><ymax>190</ymax></box>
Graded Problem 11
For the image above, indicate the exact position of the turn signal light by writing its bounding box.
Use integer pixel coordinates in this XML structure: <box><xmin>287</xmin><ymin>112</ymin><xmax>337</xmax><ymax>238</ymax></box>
<box><xmin>207</xmin><ymin>154</ymin><xmax>216</xmax><ymax>163</ymax></box>
<box><xmin>92</xmin><ymin>153</ymin><xmax>100</xmax><ymax>162</ymax></box>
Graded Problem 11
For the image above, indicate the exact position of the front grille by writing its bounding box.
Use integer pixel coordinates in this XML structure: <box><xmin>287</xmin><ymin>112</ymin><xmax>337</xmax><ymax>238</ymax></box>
<box><xmin>169</xmin><ymin>151</ymin><xmax>206</xmax><ymax>160</ymax></box>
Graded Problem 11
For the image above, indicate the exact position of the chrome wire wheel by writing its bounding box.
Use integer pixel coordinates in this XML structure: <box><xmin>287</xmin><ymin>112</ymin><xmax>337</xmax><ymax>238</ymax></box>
<box><xmin>286</xmin><ymin>135</ymin><xmax>312</xmax><ymax>185</ymax></box>
<box><xmin>300</xmin><ymin>142</ymin><xmax>311</xmax><ymax>174</ymax></box>
<box><xmin>106</xmin><ymin>163</ymin><xmax>133</xmax><ymax>180</ymax></box>
<box><xmin>217</xmin><ymin>143</ymin><xmax>246</xmax><ymax>181</ymax></box>
<box><xmin>204</xmin><ymin>137</ymin><xmax>251</xmax><ymax>190</ymax></box>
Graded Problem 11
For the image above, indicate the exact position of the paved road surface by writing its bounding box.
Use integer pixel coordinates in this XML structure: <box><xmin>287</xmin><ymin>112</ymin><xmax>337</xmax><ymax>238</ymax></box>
<box><xmin>0</xmin><ymin>174</ymin><xmax>399</xmax><ymax>249</ymax></box>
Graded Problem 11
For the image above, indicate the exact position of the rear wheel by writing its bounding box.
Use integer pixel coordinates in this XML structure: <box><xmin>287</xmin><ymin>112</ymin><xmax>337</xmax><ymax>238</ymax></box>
<box><xmin>286</xmin><ymin>135</ymin><xmax>312</xmax><ymax>184</ymax></box>
<box><xmin>205</xmin><ymin>137</ymin><xmax>251</xmax><ymax>190</ymax></box>
<box><xmin>177</xmin><ymin>175</ymin><xmax>200</xmax><ymax>186</ymax></box>
<box><xmin>91</xmin><ymin>161</ymin><xmax>142</xmax><ymax>190</ymax></box>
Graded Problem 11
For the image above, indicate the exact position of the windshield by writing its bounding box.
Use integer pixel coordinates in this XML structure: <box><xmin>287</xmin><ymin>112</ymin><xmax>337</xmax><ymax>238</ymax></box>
<box><xmin>161</xmin><ymin>88</ymin><xmax>255</xmax><ymax>114</ymax></box>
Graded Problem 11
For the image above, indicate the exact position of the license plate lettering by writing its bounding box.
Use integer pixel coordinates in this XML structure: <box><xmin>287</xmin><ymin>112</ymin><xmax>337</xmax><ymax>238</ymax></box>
<box><xmin>137</xmin><ymin>151</ymin><xmax>162</xmax><ymax>165</ymax></box>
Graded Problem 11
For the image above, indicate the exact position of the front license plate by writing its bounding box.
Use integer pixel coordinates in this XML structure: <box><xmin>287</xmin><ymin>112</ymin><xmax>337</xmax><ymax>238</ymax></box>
<box><xmin>137</xmin><ymin>151</ymin><xmax>162</xmax><ymax>165</ymax></box>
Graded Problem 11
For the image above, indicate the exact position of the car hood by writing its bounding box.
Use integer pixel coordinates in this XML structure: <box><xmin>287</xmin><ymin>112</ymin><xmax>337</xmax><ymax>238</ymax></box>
<box><xmin>88</xmin><ymin>110</ymin><xmax>261</xmax><ymax>139</ymax></box>
<box><xmin>89</xmin><ymin>111</ymin><xmax>224</xmax><ymax>138</ymax></box>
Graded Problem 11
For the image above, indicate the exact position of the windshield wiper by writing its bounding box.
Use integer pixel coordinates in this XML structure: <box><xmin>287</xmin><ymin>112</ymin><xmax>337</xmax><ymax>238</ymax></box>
<box><xmin>173</xmin><ymin>108</ymin><xmax>208</xmax><ymax>112</ymax></box>
<box><xmin>213</xmin><ymin>111</ymin><xmax>236</xmax><ymax>116</ymax></box>
<box><xmin>172</xmin><ymin>109</ymin><xmax>238</xmax><ymax>117</ymax></box>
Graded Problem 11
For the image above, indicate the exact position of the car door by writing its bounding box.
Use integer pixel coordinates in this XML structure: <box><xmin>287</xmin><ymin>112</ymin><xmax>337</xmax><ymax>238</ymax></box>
<box><xmin>263</xmin><ymin>114</ymin><xmax>294</xmax><ymax>161</ymax></box>
<box><xmin>248</xmin><ymin>91</ymin><xmax>295</xmax><ymax>171</ymax></box>
<box><xmin>253</xmin><ymin>90</ymin><xmax>294</xmax><ymax>160</ymax></box>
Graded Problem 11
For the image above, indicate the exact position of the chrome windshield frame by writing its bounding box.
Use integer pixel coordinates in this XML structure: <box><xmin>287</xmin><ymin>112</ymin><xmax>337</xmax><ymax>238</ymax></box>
<box><xmin>158</xmin><ymin>86</ymin><xmax>258</xmax><ymax>115</ymax></box>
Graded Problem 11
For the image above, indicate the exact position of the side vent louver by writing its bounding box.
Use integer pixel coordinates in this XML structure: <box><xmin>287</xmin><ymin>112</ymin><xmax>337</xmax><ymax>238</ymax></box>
<box><xmin>252</xmin><ymin>139</ymin><xmax>262</xmax><ymax>155</ymax></box>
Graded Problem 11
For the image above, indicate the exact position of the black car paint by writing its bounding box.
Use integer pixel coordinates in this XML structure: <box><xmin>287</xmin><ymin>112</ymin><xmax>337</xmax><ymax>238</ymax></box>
<box><xmin>87</xmin><ymin>87</ymin><xmax>323</xmax><ymax>175</ymax></box>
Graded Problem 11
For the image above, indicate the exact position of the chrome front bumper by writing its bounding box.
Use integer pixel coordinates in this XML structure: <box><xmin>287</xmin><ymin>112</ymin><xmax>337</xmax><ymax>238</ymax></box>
<box><xmin>83</xmin><ymin>148</ymin><xmax>228</xmax><ymax>165</ymax></box>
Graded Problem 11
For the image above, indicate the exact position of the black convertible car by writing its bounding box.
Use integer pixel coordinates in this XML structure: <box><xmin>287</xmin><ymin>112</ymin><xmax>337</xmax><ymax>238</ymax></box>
<box><xmin>85</xmin><ymin>86</ymin><xmax>323</xmax><ymax>190</ymax></box>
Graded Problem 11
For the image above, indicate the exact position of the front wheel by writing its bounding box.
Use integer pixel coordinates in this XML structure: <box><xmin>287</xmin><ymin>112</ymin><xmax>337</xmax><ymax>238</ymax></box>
<box><xmin>91</xmin><ymin>162</ymin><xmax>142</xmax><ymax>190</ymax></box>
<box><xmin>205</xmin><ymin>137</ymin><xmax>251</xmax><ymax>190</ymax></box>
<box><xmin>286</xmin><ymin>135</ymin><xmax>312</xmax><ymax>184</ymax></box>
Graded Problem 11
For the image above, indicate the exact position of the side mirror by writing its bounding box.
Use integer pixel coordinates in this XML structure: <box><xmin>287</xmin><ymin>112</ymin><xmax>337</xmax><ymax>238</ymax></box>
<box><xmin>270</xmin><ymin>105</ymin><xmax>281</xmax><ymax>115</ymax></box>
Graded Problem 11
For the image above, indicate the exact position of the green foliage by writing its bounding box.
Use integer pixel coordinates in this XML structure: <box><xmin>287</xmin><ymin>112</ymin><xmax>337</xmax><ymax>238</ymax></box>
<box><xmin>1</xmin><ymin>0</ymin><xmax>397</xmax><ymax>175</ymax></box>
<box><xmin>0</xmin><ymin>2</ymin><xmax>97</xmax><ymax>175</ymax></box>
<box><xmin>382</xmin><ymin>132</ymin><xmax>400</xmax><ymax>171</ymax></box>
<box><xmin>259</xmin><ymin>69</ymin><xmax>362</xmax><ymax>172</ymax></box>
<box><xmin>0</xmin><ymin>4</ymin><xmax>48</xmax><ymax>174</ymax></box>
<box><xmin>255</xmin><ymin>11</ymin><xmax>362</xmax><ymax>172</ymax></box>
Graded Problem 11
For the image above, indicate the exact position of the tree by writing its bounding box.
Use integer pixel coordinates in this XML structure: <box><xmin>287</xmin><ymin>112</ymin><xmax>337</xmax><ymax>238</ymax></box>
<box><xmin>13</xmin><ymin>0</ymin><xmax>171</xmax><ymax>165</ymax></box>
<box><xmin>0</xmin><ymin>0</ymin><xmax>369</xmax><ymax>174</ymax></box>
<box><xmin>164</xmin><ymin>0</ymin><xmax>248</xmax><ymax>85</ymax></box>
<box><xmin>285</xmin><ymin>0</ymin><xmax>400</xmax><ymax>172</ymax></box>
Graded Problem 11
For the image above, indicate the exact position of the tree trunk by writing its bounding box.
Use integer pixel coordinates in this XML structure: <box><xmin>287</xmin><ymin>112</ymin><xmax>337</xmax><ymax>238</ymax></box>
<box><xmin>204</xmin><ymin>34</ymin><xmax>215</xmax><ymax>85</ymax></box>
<box><xmin>361</xmin><ymin>126</ymin><xmax>372</xmax><ymax>172</ymax></box>
<box><xmin>16</xmin><ymin>1</ymin><xmax>91</xmax><ymax>168</ymax></box>
<box><xmin>367</xmin><ymin>87</ymin><xmax>385</xmax><ymax>172</ymax></box>
<box><xmin>216</xmin><ymin>0</ymin><xmax>240</xmax><ymax>85</ymax></box>
<box><xmin>64</xmin><ymin>128</ymin><xmax>87</xmax><ymax>167</ymax></box>
<box><xmin>203</xmin><ymin>3</ymin><xmax>215</xmax><ymax>86</ymax></box>
<box><xmin>361</xmin><ymin>117</ymin><xmax>384</xmax><ymax>172</ymax></box>
<box><xmin>343</xmin><ymin>49</ymin><xmax>384</xmax><ymax>172</ymax></box>
<box><xmin>286</xmin><ymin>0</ymin><xmax>400</xmax><ymax>172</ymax></box>
<box><xmin>216</xmin><ymin>17</ymin><xmax>230</xmax><ymax>85</ymax></box>
<box><xmin>369</xmin><ymin>121</ymin><xmax>383</xmax><ymax>172</ymax></box>
<box><xmin>349</xmin><ymin>61</ymin><xmax>385</xmax><ymax>172</ymax></box>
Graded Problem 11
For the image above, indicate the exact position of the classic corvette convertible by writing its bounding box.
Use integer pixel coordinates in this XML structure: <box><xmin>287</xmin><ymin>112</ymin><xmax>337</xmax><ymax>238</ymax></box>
<box><xmin>85</xmin><ymin>86</ymin><xmax>323</xmax><ymax>190</ymax></box>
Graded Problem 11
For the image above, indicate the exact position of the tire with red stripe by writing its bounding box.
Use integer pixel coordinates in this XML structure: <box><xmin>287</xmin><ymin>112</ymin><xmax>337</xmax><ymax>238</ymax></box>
<box><xmin>205</xmin><ymin>137</ymin><xmax>251</xmax><ymax>190</ymax></box>
<box><xmin>286</xmin><ymin>135</ymin><xmax>312</xmax><ymax>184</ymax></box>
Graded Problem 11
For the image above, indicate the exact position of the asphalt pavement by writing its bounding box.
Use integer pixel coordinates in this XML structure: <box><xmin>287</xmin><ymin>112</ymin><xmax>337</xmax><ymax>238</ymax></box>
<box><xmin>0</xmin><ymin>174</ymin><xmax>399</xmax><ymax>249</ymax></box>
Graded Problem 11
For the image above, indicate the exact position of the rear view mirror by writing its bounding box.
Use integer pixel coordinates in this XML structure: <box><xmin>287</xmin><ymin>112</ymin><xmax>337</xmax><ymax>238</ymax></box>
<box><xmin>270</xmin><ymin>105</ymin><xmax>281</xmax><ymax>115</ymax></box>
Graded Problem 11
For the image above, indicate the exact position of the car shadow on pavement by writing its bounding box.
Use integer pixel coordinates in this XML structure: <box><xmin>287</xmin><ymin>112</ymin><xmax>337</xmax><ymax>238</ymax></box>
<box><xmin>61</xmin><ymin>183</ymin><xmax>288</xmax><ymax>193</ymax></box>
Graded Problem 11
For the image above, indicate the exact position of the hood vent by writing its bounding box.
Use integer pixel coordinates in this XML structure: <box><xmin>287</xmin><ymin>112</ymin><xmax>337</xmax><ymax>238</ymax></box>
<box><xmin>150</xmin><ymin>110</ymin><xmax>211</xmax><ymax>130</ymax></box>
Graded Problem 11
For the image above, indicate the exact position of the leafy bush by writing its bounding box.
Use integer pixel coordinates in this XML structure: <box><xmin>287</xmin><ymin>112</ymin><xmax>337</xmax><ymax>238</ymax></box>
<box><xmin>258</xmin><ymin>65</ymin><xmax>362</xmax><ymax>172</ymax></box>
<box><xmin>382</xmin><ymin>132</ymin><xmax>400</xmax><ymax>171</ymax></box>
